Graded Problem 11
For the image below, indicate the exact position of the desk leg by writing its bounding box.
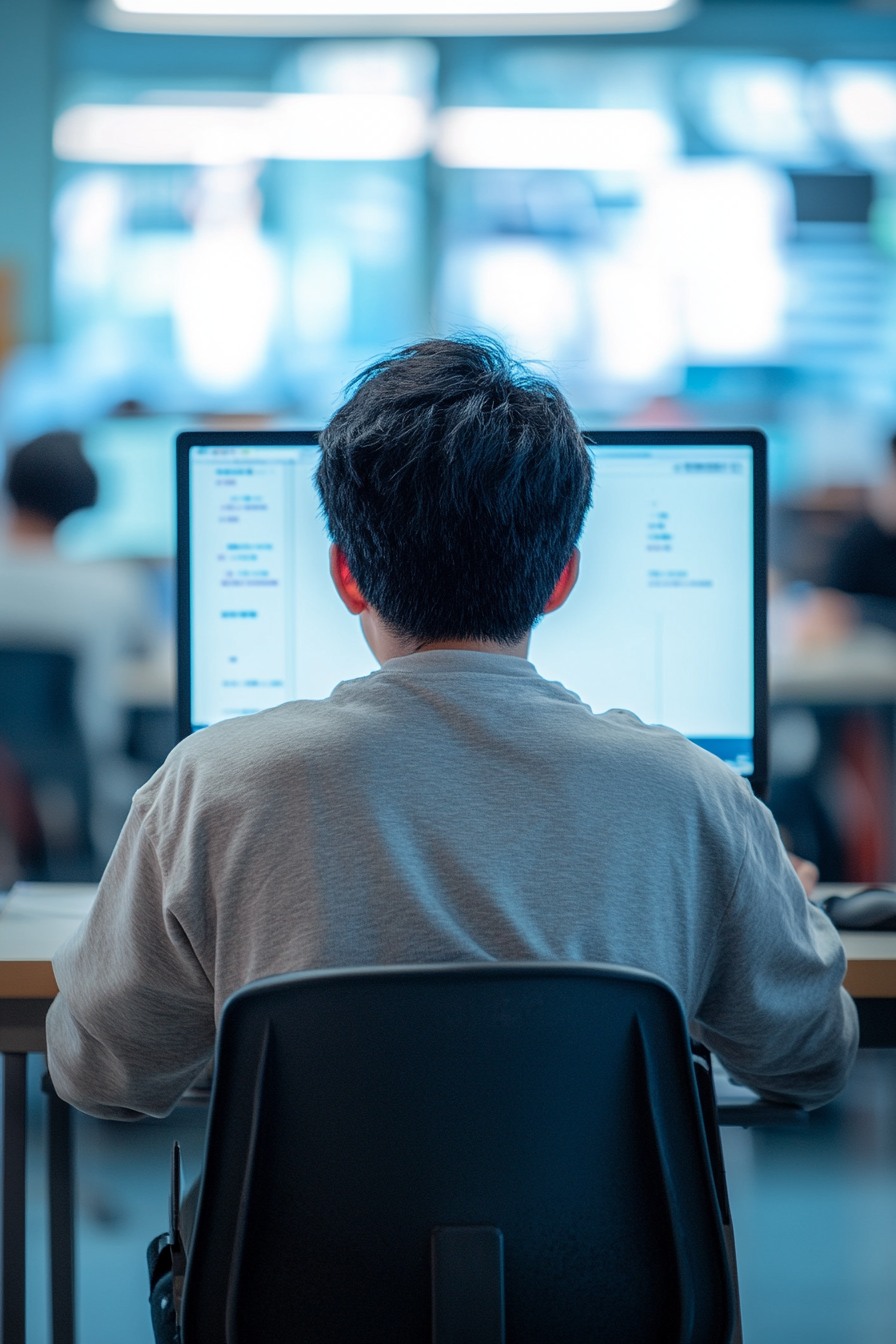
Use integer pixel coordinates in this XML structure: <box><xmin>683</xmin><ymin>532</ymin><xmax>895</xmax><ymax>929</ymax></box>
<box><xmin>44</xmin><ymin>1080</ymin><xmax>74</xmax><ymax>1344</ymax></box>
<box><xmin>2</xmin><ymin>1053</ymin><xmax>26</xmax><ymax>1344</ymax></box>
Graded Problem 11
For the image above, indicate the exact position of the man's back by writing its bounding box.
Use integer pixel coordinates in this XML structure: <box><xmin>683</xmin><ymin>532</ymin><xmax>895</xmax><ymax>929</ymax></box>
<box><xmin>155</xmin><ymin>652</ymin><xmax>742</xmax><ymax>997</ymax></box>
<box><xmin>48</xmin><ymin>650</ymin><xmax>854</xmax><ymax>1119</ymax></box>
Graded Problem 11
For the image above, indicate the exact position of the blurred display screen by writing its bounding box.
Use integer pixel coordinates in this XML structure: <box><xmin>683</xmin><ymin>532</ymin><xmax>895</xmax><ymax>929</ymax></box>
<box><xmin>57</xmin><ymin>418</ymin><xmax>178</xmax><ymax>560</ymax></box>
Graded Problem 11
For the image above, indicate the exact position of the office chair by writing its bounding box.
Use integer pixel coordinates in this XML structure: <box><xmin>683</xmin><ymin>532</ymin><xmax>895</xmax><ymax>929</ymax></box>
<box><xmin>153</xmin><ymin>962</ymin><xmax>740</xmax><ymax>1344</ymax></box>
<box><xmin>0</xmin><ymin>648</ymin><xmax>94</xmax><ymax>880</ymax></box>
<box><xmin>0</xmin><ymin>737</ymin><xmax>47</xmax><ymax>884</ymax></box>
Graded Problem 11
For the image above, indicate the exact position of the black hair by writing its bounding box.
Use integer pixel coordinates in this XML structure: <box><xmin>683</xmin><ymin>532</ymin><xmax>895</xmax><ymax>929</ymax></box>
<box><xmin>5</xmin><ymin>431</ymin><xmax>98</xmax><ymax>525</ymax></box>
<box><xmin>316</xmin><ymin>337</ymin><xmax>592</xmax><ymax>645</ymax></box>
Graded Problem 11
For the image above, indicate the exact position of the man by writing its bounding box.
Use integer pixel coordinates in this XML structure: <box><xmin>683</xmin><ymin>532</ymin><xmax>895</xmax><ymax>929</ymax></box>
<box><xmin>0</xmin><ymin>431</ymin><xmax>158</xmax><ymax>861</ymax></box>
<box><xmin>47</xmin><ymin>338</ymin><xmax>857</xmax><ymax>1119</ymax></box>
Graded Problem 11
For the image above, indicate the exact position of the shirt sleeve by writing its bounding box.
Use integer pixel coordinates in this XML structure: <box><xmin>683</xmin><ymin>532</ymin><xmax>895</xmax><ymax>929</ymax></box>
<box><xmin>692</xmin><ymin>794</ymin><xmax>858</xmax><ymax>1109</ymax></box>
<box><xmin>46</xmin><ymin>793</ymin><xmax>217</xmax><ymax>1121</ymax></box>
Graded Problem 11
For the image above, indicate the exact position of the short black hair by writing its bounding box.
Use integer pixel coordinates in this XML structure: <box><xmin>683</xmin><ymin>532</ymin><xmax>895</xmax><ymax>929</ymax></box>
<box><xmin>5</xmin><ymin>431</ymin><xmax>98</xmax><ymax>525</ymax></box>
<box><xmin>316</xmin><ymin>337</ymin><xmax>592</xmax><ymax>645</ymax></box>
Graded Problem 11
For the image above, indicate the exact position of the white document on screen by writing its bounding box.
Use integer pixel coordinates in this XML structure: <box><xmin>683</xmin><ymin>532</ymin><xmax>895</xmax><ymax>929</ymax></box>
<box><xmin>190</xmin><ymin>445</ymin><xmax>376</xmax><ymax>727</ymax></box>
<box><xmin>530</xmin><ymin>446</ymin><xmax>754</xmax><ymax>771</ymax></box>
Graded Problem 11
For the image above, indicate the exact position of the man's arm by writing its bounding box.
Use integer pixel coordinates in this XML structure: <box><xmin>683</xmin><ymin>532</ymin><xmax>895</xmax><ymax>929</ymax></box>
<box><xmin>692</xmin><ymin>796</ymin><xmax>858</xmax><ymax>1109</ymax></box>
<box><xmin>46</xmin><ymin>797</ymin><xmax>216</xmax><ymax>1121</ymax></box>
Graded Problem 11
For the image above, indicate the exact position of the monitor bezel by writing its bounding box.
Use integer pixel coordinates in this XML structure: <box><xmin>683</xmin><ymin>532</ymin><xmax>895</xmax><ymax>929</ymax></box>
<box><xmin>583</xmin><ymin>428</ymin><xmax>768</xmax><ymax>797</ymax></box>
<box><xmin>177</xmin><ymin>426</ymin><xmax>768</xmax><ymax>796</ymax></box>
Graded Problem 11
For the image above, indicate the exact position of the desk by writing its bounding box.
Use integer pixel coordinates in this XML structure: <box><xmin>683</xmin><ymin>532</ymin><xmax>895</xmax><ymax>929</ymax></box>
<box><xmin>815</xmin><ymin>882</ymin><xmax>896</xmax><ymax>1045</ymax></box>
<box><xmin>4</xmin><ymin>881</ymin><xmax>896</xmax><ymax>1342</ymax></box>
<box><xmin>0</xmin><ymin>884</ymin><xmax>96</xmax><ymax>1344</ymax></box>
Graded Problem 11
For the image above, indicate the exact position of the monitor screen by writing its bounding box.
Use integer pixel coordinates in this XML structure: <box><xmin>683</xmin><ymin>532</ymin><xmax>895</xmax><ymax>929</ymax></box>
<box><xmin>57</xmin><ymin>417</ymin><xmax>179</xmax><ymax>561</ymax></box>
<box><xmin>531</xmin><ymin>439</ymin><xmax>757</xmax><ymax>777</ymax></box>
<box><xmin>179</xmin><ymin>430</ymin><xmax>767</xmax><ymax>789</ymax></box>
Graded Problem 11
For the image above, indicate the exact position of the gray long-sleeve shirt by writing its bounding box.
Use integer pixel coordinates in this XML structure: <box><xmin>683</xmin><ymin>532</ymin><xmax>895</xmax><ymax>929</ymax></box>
<box><xmin>46</xmin><ymin>650</ymin><xmax>857</xmax><ymax>1119</ymax></box>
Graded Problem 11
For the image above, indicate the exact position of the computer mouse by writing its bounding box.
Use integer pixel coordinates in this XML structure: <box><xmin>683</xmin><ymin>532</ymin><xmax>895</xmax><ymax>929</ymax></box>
<box><xmin>822</xmin><ymin>890</ymin><xmax>896</xmax><ymax>931</ymax></box>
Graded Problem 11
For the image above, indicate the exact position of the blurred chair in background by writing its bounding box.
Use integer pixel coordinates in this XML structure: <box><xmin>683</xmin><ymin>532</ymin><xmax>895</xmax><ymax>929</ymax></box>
<box><xmin>768</xmin><ymin>705</ymin><xmax>844</xmax><ymax>881</ymax></box>
<box><xmin>0</xmin><ymin>431</ymin><xmax>162</xmax><ymax>875</ymax></box>
<box><xmin>0</xmin><ymin>736</ymin><xmax>47</xmax><ymax>888</ymax></box>
<box><xmin>0</xmin><ymin>649</ymin><xmax>91</xmax><ymax>881</ymax></box>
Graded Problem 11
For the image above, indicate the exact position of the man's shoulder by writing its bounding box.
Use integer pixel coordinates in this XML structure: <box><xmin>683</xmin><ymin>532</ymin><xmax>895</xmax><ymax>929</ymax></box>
<box><xmin>574</xmin><ymin>706</ymin><xmax>758</xmax><ymax>822</ymax></box>
<box><xmin>166</xmin><ymin>696</ymin><xmax>347</xmax><ymax>770</ymax></box>
<box><xmin>140</xmin><ymin>681</ymin><xmax>378</xmax><ymax>802</ymax></box>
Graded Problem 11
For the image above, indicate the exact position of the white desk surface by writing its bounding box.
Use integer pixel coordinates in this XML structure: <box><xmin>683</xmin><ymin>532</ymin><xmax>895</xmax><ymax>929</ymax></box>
<box><xmin>0</xmin><ymin>884</ymin><xmax>98</xmax><ymax>997</ymax></box>
<box><xmin>0</xmin><ymin>882</ymin><xmax>895</xmax><ymax>998</ymax></box>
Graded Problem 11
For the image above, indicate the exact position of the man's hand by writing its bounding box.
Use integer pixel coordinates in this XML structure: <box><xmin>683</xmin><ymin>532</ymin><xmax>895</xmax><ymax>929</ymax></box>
<box><xmin>788</xmin><ymin>852</ymin><xmax>820</xmax><ymax>898</ymax></box>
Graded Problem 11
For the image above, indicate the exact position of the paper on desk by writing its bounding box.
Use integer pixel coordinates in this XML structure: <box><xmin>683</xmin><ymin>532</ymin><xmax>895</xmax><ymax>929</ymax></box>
<box><xmin>711</xmin><ymin>1054</ymin><xmax>762</xmax><ymax>1104</ymax></box>
<box><xmin>7</xmin><ymin>882</ymin><xmax>98</xmax><ymax>919</ymax></box>
<box><xmin>0</xmin><ymin>883</ymin><xmax>99</xmax><ymax>961</ymax></box>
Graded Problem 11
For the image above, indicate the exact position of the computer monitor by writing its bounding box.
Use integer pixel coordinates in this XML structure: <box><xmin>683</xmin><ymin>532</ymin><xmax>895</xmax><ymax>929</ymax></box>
<box><xmin>177</xmin><ymin>429</ymin><xmax>767</xmax><ymax>793</ymax></box>
<box><xmin>56</xmin><ymin>417</ymin><xmax>179</xmax><ymax>561</ymax></box>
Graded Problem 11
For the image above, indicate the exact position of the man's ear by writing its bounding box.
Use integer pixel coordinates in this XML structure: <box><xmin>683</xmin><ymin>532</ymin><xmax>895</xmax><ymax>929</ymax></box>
<box><xmin>329</xmin><ymin>544</ymin><xmax>368</xmax><ymax>616</ymax></box>
<box><xmin>543</xmin><ymin>548</ymin><xmax>580</xmax><ymax>615</ymax></box>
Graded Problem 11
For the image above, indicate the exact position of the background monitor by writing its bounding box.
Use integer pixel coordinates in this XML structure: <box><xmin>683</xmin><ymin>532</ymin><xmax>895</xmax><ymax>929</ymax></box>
<box><xmin>57</xmin><ymin>417</ymin><xmax>180</xmax><ymax>561</ymax></box>
<box><xmin>178</xmin><ymin>428</ymin><xmax>767</xmax><ymax>792</ymax></box>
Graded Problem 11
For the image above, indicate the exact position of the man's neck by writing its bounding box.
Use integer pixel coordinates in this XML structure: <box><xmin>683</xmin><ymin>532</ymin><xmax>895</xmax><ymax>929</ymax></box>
<box><xmin>412</xmin><ymin>636</ymin><xmax>530</xmax><ymax>658</ymax></box>
<box><xmin>361</xmin><ymin>614</ymin><xmax>530</xmax><ymax>666</ymax></box>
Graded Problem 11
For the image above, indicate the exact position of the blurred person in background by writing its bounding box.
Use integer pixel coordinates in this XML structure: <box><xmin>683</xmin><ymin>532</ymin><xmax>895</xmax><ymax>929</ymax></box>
<box><xmin>768</xmin><ymin>430</ymin><xmax>896</xmax><ymax>662</ymax></box>
<box><xmin>0</xmin><ymin>431</ymin><xmax>160</xmax><ymax>871</ymax></box>
<box><xmin>765</xmin><ymin>436</ymin><xmax>896</xmax><ymax>887</ymax></box>
<box><xmin>826</xmin><ymin>430</ymin><xmax>896</xmax><ymax>630</ymax></box>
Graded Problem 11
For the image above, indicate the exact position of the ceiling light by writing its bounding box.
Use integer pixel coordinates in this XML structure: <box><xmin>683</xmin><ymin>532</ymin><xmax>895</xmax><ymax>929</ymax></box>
<box><xmin>683</xmin><ymin>59</ymin><xmax>826</xmax><ymax>167</ymax></box>
<box><xmin>92</xmin><ymin>0</ymin><xmax>695</xmax><ymax>37</ymax></box>
<box><xmin>112</xmin><ymin>0</ymin><xmax>678</xmax><ymax>10</ymax></box>
<box><xmin>53</xmin><ymin>95</ymin><xmax>430</xmax><ymax>165</ymax></box>
<box><xmin>815</xmin><ymin>63</ymin><xmax>896</xmax><ymax>169</ymax></box>
<box><xmin>434</xmin><ymin>107</ymin><xmax>680</xmax><ymax>171</ymax></box>
<box><xmin>271</xmin><ymin>93</ymin><xmax>429</xmax><ymax>158</ymax></box>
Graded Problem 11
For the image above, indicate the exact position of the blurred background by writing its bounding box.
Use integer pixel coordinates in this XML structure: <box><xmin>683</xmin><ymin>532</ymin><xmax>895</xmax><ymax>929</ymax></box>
<box><xmin>5</xmin><ymin>0</ymin><xmax>896</xmax><ymax>881</ymax></box>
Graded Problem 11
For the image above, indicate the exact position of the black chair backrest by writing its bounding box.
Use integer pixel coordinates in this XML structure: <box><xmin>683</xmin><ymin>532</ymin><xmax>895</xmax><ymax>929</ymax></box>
<box><xmin>0</xmin><ymin>648</ymin><xmax>82</xmax><ymax>747</ymax></box>
<box><xmin>182</xmin><ymin>962</ymin><xmax>734</xmax><ymax>1344</ymax></box>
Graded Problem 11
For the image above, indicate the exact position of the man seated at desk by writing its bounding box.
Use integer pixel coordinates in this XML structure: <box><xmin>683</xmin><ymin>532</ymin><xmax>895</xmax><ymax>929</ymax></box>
<box><xmin>47</xmin><ymin>338</ymin><xmax>857</xmax><ymax>1118</ymax></box>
